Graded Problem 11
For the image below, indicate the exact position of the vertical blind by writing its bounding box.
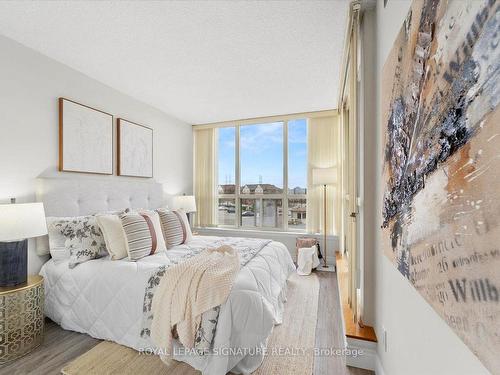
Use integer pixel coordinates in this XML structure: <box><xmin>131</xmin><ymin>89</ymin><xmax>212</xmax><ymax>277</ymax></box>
<box><xmin>193</xmin><ymin>128</ymin><xmax>216</xmax><ymax>227</ymax></box>
<box><xmin>306</xmin><ymin>115</ymin><xmax>341</xmax><ymax>236</ymax></box>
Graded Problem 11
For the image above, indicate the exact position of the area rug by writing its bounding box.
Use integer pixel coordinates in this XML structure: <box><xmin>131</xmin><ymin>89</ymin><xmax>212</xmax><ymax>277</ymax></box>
<box><xmin>61</xmin><ymin>273</ymin><xmax>319</xmax><ymax>375</ymax></box>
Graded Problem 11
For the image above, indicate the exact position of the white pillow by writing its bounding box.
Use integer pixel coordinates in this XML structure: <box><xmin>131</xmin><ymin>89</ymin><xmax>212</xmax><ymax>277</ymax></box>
<box><xmin>96</xmin><ymin>214</ymin><xmax>128</xmax><ymax>260</ymax></box>
<box><xmin>138</xmin><ymin>210</ymin><xmax>167</xmax><ymax>253</ymax></box>
<box><xmin>46</xmin><ymin>217</ymin><xmax>83</xmax><ymax>262</ymax></box>
<box><xmin>51</xmin><ymin>216</ymin><xmax>107</xmax><ymax>268</ymax></box>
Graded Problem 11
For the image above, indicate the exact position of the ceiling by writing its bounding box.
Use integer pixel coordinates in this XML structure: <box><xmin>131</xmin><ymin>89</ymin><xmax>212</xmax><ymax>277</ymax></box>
<box><xmin>0</xmin><ymin>1</ymin><xmax>348</xmax><ymax>124</ymax></box>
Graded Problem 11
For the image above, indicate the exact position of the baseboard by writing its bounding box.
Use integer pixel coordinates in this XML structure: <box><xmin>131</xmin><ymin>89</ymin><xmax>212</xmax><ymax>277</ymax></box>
<box><xmin>342</xmin><ymin>334</ymin><xmax>386</xmax><ymax>374</ymax></box>
<box><xmin>345</xmin><ymin>337</ymin><xmax>377</xmax><ymax>372</ymax></box>
<box><xmin>375</xmin><ymin>353</ymin><xmax>386</xmax><ymax>375</ymax></box>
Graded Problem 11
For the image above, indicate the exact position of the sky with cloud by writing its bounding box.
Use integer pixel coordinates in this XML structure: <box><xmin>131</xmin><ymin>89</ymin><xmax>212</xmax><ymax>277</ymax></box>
<box><xmin>218</xmin><ymin>119</ymin><xmax>307</xmax><ymax>188</ymax></box>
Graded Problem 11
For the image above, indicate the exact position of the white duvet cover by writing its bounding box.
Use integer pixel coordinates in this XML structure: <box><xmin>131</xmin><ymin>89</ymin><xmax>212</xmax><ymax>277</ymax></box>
<box><xmin>40</xmin><ymin>235</ymin><xmax>295</xmax><ymax>375</ymax></box>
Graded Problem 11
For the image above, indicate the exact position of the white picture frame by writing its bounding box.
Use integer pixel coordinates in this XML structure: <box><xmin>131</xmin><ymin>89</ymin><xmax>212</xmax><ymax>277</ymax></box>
<box><xmin>59</xmin><ymin>98</ymin><xmax>113</xmax><ymax>175</ymax></box>
<box><xmin>117</xmin><ymin>118</ymin><xmax>153</xmax><ymax>178</ymax></box>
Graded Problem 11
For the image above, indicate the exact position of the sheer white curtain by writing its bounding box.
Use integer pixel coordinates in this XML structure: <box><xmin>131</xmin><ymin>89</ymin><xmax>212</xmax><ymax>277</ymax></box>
<box><xmin>193</xmin><ymin>128</ymin><xmax>216</xmax><ymax>227</ymax></box>
<box><xmin>306</xmin><ymin>115</ymin><xmax>341</xmax><ymax>235</ymax></box>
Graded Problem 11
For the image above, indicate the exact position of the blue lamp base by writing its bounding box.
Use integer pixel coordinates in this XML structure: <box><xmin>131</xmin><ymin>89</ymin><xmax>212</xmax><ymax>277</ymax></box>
<box><xmin>0</xmin><ymin>239</ymin><xmax>28</xmax><ymax>287</ymax></box>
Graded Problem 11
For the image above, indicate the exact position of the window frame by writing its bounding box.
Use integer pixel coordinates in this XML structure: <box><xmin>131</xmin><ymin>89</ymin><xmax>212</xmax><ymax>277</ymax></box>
<box><xmin>216</xmin><ymin>119</ymin><xmax>307</xmax><ymax>232</ymax></box>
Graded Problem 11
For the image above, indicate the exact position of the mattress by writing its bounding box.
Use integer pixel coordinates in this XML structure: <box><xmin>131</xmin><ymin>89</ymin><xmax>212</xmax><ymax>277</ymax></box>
<box><xmin>40</xmin><ymin>235</ymin><xmax>295</xmax><ymax>375</ymax></box>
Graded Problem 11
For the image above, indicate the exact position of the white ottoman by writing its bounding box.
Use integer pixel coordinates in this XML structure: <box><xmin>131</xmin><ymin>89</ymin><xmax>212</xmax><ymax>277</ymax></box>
<box><xmin>297</xmin><ymin>246</ymin><xmax>320</xmax><ymax>275</ymax></box>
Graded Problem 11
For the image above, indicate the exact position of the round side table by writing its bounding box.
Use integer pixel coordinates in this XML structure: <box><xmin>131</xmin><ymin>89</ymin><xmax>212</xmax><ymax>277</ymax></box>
<box><xmin>0</xmin><ymin>275</ymin><xmax>44</xmax><ymax>364</ymax></box>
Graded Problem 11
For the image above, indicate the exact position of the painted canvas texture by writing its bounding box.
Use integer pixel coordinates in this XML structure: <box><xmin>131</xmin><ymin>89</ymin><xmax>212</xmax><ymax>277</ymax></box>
<box><xmin>381</xmin><ymin>0</ymin><xmax>499</xmax><ymax>372</ymax></box>
<box><xmin>118</xmin><ymin>119</ymin><xmax>153</xmax><ymax>178</ymax></box>
<box><xmin>61</xmin><ymin>99</ymin><xmax>113</xmax><ymax>174</ymax></box>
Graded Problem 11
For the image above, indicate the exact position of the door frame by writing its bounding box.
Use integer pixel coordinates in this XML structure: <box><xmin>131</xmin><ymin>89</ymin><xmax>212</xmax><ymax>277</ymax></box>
<box><xmin>338</xmin><ymin>1</ymin><xmax>363</xmax><ymax>325</ymax></box>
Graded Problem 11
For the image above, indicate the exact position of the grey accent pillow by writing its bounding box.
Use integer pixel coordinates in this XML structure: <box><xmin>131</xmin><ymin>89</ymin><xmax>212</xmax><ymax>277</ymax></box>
<box><xmin>54</xmin><ymin>216</ymin><xmax>108</xmax><ymax>268</ymax></box>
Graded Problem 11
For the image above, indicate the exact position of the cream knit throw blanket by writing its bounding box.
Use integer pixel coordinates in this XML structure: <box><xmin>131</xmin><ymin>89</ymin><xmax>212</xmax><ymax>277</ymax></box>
<box><xmin>150</xmin><ymin>245</ymin><xmax>240</xmax><ymax>353</ymax></box>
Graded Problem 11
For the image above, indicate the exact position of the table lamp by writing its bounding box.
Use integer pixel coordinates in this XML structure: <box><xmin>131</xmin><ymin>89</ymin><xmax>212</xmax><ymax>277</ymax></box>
<box><xmin>0</xmin><ymin>202</ymin><xmax>47</xmax><ymax>286</ymax></box>
<box><xmin>172</xmin><ymin>195</ymin><xmax>197</xmax><ymax>224</ymax></box>
<box><xmin>312</xmin><ymin>167</ymin><xmax>336</xmax><ymax>268</ymax></box>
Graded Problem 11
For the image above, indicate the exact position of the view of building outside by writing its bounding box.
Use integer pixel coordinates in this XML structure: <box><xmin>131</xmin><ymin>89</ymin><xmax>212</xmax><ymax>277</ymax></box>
<box><xmin>217</xmin><ymin>127</ymin><xmax>236</xmax><ymax>225</ymax></box>
<box><xmin>218</xmin><ymin>197</ymin><xmax>235</xmax><ymax>225</ymax></box>
<box><xmin>217</xmin><ymin>119</ymin><xmax>307</xmax><ymax>230</ymax></box>
<box><xmin>240</xmin><ymin>198</ymin><xmax>261</xmax><ymax>227</ymax></box>
<box><xmin>287</xmin><ymin>119</ymin><xmax>307</xmax><ymax>230</ymax></box>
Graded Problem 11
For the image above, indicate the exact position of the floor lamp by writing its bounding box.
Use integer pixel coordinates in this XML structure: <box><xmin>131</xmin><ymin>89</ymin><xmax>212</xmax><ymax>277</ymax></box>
<box><xmin>312</xmin><ymin>168</ymin><xmax>336</xmax><ymax>268</ymax></box>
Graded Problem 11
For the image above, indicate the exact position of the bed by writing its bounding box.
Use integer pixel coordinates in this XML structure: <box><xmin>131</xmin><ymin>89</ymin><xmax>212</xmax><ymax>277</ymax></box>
<box><xmin>36</xmin><ymin>177</ymin><xmax>295</xmax><ymax>374</ymax></box>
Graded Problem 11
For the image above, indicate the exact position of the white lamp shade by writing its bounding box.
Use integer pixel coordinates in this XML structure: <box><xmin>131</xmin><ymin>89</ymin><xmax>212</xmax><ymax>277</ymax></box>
<box><xmin>312</xmin><ymin>167</ymin><xmax>337</xmax><ymax>185</ymax></box>
<box><xmin>172</xmin><ymin>195</ymin><xmax>197</xmax><ymax>213</ymax></box>
<box><xmin>0</xmin><ymin>203</ymin><xmax>48</xmax><ymax>242</ymax></box>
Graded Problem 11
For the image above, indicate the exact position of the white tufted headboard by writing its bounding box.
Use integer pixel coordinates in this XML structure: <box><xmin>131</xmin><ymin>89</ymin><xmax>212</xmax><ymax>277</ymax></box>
<box><xmin>35</xmin><ymin>177</ymin><xmax>165</xmax><ymax>255</ymax></box>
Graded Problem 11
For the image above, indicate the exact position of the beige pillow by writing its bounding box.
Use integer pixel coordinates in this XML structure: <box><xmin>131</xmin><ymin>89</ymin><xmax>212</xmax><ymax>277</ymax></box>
<box><xmin>138</xmin><ymin>210</ymin><xmax>167</xmax><ymax>253</ymax></box>
<box><xmin>96</xmin><ymin>214</ymin><xmax>128</xmax><ymax>260</ymax></box>
<box><xmin>177</xmin><ymin>209</ymin><xmax>193</xmax><ymax>243</ymax></box>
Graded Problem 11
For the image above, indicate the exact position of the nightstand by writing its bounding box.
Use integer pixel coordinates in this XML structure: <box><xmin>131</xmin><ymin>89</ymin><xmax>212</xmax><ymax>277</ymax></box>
<box><xmin>0</xmin><ymin>275</ymin><xmax>44</xmax><ymax>364</ymax></box>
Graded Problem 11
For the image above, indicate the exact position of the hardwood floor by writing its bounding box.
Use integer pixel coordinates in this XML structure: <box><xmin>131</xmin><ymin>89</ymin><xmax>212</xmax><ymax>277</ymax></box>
<box><xmin>0</xmin><ymin>320</ymin><xmax>99</xmax><ymax>375</ymax></box>
<box><xmin>314</xmin><ymin>271</ymin><xmax>374</xmax><ymax>375</ymax></box>
<box><xmin>1</xmin><ymin>271</ymin><xmax>374</xmax><ymax>375</ymax></box>
<box><xmin>335</xmin><ymin>254</ymin><xmax>377</xmax><ymax>343</ymax></box>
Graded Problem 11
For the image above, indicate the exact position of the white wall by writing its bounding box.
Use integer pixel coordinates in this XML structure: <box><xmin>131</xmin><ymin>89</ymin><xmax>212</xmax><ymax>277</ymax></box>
<box><xmin>373</xmin><ymin>2</ymin><xmax>489</xmax><ymax>374</ymax></box>
<box><xmin>0</xmin><ymin>35</ymin><xmax>193</xmax><ymax>274</ymax></box>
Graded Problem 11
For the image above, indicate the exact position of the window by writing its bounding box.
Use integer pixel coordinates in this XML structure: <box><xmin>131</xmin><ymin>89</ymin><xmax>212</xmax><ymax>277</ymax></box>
<box><xmin>287</xmin><ymin>119</ymin><xmax>307</xmax><ymax>230</ymax></box>
<box><xmin>240</xmin><ymin>198</ymin><xmax>261</xmax><ymax>227</ymax></box>
<box><xmin>216</xmin><ymin>118</ymin><xmax>307</xmax><ymax>231</ymax></box>
<box><xmin>240</xmin><ymin>122</ymin><xmax>283</xmax><ymax>194</ymax></box>
<box><xmin>217</xmin><ymin>127</ymin><xmax>236</xmax><ymax>226</ymax></box>
<box><xmin>262</xmin><ymin>199</ymin><xmax>283</xmax><ymax>228</ymax></box>
<box><xmin>218</xmin><ymin>198</ymin><xmax>235</xmax><ymax>225</ymax></box>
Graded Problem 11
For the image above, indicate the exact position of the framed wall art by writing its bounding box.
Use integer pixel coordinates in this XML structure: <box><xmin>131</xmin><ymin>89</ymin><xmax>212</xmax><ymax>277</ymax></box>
<box><xmin>117</xmin><ymin>118</ymin><xmax>153</xmax><ymax>178</ymax></box>
<box><xmin>59</xmin><ymin>98</ymin><xmax>113</xmax><ymax>175</ymax></box>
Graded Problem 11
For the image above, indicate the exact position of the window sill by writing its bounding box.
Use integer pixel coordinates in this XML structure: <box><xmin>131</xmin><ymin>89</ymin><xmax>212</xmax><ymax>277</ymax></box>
<box><xmin>195</xmin><ymin>226</ymin><xmax>339</xmax><ymax>266</ymax></box>
<box><xmin>194</xmin><ymin>226</ymin><xmax>336</xmax><ymax>239</ymax></box>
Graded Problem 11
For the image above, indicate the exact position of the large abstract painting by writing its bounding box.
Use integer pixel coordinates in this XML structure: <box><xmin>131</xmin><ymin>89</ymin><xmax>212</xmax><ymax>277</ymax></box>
<box><xmin>381</xmin><ymin>0</ymin><xmax>499</xmax><ymax>372</ymax></box>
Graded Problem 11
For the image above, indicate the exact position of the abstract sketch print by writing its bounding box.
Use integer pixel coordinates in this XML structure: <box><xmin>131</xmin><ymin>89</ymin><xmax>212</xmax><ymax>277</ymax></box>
<box><xmin>381</xmin><ymin>0</ymin><xmax>499</xmax><ymax>372</ymax></box>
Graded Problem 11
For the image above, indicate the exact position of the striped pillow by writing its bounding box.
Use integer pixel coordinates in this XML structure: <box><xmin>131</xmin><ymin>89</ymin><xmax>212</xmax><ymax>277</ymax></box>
<box><xmin>138</xmin><ymin>210</ymin><xmax>167</xmax><ymax>253</ymax></box>
<box><xmin>156</xmin><ymin>209</ymin><xmax>192</xmax><ymax>249</ymax></box>
<box><xmin>120</xmin><ymin>212</ymin><xmax>159</xmax><ymax>261</ymax></box>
